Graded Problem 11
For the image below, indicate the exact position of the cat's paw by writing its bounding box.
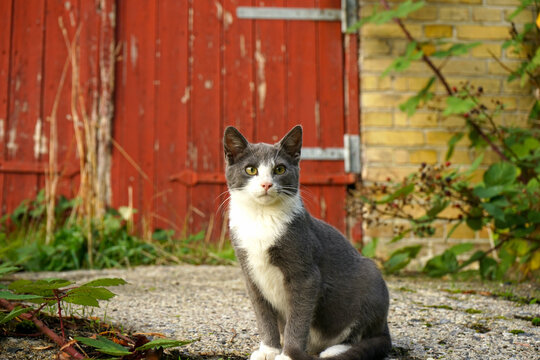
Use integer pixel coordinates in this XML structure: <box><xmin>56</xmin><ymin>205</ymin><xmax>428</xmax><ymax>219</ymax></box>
<box><xmin>275</xmin><ymin>354</ymin><xmax>292</xmax><ymax>360</ymax></box>
<box><xmin>250</xmin><ymin>343</ymin><xmax>281</xmax><ymax>360</ymax></box>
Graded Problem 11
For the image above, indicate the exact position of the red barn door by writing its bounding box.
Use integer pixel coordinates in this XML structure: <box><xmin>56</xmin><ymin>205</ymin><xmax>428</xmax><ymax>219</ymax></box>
<box><xmin>112</xmin><ymin>0</ymin><xmax>361</xmax><ymax>240</ymax></box>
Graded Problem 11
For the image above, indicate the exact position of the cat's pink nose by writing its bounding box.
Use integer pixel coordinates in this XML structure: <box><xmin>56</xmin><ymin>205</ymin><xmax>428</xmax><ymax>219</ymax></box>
<box><xmin>261</xmin><ymin>182</ymin><xmax>273</xmax><ymax>192</ymax></box>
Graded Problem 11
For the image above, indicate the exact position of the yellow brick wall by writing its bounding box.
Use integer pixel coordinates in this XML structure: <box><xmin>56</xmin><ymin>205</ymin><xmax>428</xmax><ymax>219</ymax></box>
<box><xmin>358</xmin><ymin>0</ymin><xmax>534</xmax><ymax>263</ymax></box>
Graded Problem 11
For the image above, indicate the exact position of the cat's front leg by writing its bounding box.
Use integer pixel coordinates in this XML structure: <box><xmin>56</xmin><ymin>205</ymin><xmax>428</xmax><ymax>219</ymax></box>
<box><xmin>243</xmin><ymin>275</ymin><xmax>282</xmax><ymax>360</ymax></box>
<box><xmin>279</xmin><ymin>270</ymin><xmax>321</xmax><ymax>360</ymax></box>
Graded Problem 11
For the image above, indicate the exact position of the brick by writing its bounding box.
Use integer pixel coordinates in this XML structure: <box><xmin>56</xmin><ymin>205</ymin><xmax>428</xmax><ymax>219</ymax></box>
<box><xmin>363</xmin><ymin>130</ymin><xmax>425</xmax><ymax>145</ymax></box>
<box><xmin>425</xmin><ymin>25</ymin><xmax>453</xmax><ymax>38</ymax></box>
<box><xmin>362</xmin><ymin>39</ymin><xmax>391</xmax><ymax>57</ymax></box>
<box><xmin>518</xmin><ymin>97</ymin><xmax>536</xmax><ymax>111</ymax></box>
<box><xmin>409</xmin><ymin>113</ymin><xmax>438</xmax><ymax>127</ymax></box>
<box><xmin>362</xmin><ymin>23</ymin><xmax>423</xmax><ymax>39</ymax></box>
<box><xmin>362</xmin><ymin>75</ymin><xmax>393</xmax><ymax>91</ymax></box>
<box><xmin>409</xmin><ymin>150</ymin><xmax>438</xmax><ymax>164</ymax></box>
<box><xmin>440</xmin><ymin>115</ymin><xmax>465</xmax><ymax>128</ymax></box>
<box><xmin>443</xmin><ymin>78</ymin><xmax>501</xmax><ymax>94</ymax></box>
<box><xmin>457</xmin><ymin>25</ymin><xmax>510</xmax><ymax>40</ymax></box>
<box><xmin>394</xmin><ymin>113</ymin><xmax>408</xmax><ymax>126</ymax></box>
<box><xmin>450</xmin><ymin>223</ymin><xmax>476</xmax><ymax>239</ymax></box>
<box><xmin>439</xmin><ymin>7</ymin><xmax>469</xmax><ymax>21</ymax></box>
<box><xmin>391</xmin><ymin>39</ymin><xmax>409</xmax><ymax>56</ymax></box>
<box><xmin>363</xmin><ymin>166</ymin><xmax>419</xmax><ymax>183</ymax></box>
<box><xmin>408</xmin><ymin>5</ymin><xmax>438</xmax><ymax>20</ymax></box>
<box><xmin>472</xmin><ymin>8</ymin><xmax>502</xmax><ymax>22</ymax></box>
<box><xmin>364</xmin><ymin>148</ymin><xmax>395</xmax><ymax>162</ymax></box>
<box><xmin>441</xmin><ymin>59</ymin><xmax>486</xmax><ymax>75</ymax></box>
<box><xmin>471</xmin><ymin>43</ymin><xmax>502</xmax><ymax>58</ymax></box>
<box><xmin>482</xmin><ymin>96</ymin><xmax>517</xmax><ymax>110</ymax></box>
<box><xmin>362</xmin><ymin>112</ymin><xmax>393</xmax><ymax>127</ymax></box>
<box><xmin>362</xmin><ymin>59</ymin><xmax>394</xmax><ymax>72</ymax></box>
<box><xmin>362</xmin><ymin>93</ymin><xmax>409</xmax><ymax>108</ymax></box>
<box><xmin>426</xmin><ymin>131</ymin><xmax>470</xmax><ymax>145</ymax></box>
<box><xmin>485</xmin><ymin>0</ymin><xmax>521</xmax><ymax>5</ymax></box>
<box><xmin>504</xmin><ymin>9</ymin><xmax>534</xmax><ymax>23</ymax></box>
<box><xmin>394</xmin><ymin>150</ymin><xmax>410</xmax><ymax>164</ymax></box>
<box><xmin>503</xmin><ymin>80</ymin><xmax>531</xmax><ymax>94</ymax></box>
<box><xmin>421</xmin><ymin>43</ymin><xmax>436</xmax><ymax>56</ymax></box>
<box><xmin>488</xmin><ymin>60</ymin><xmax>522</xmax><ymax>75</ymax></box>
<box><xmin>449</xmin><ymin>149</ymin><xmax>473</xmax><ymax>164</ymax></box>
<box><xmin>505</xmin><ymin>44</ymin><xmax>531</xmax><ymax>59</ymax></box>
<box><xmin>394</xmin><ymin>76</ymin><xmax>433</xmax><ymax>91</ymax></box>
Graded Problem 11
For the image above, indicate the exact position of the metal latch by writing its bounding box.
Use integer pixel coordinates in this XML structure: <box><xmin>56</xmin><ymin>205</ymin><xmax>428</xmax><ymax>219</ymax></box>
<box><xmin>301</xmin><ymin>134</ymin><xmax>361</xmax><ymax>173</ymax></box>
<box><xmin>236</xmin><ymin>0</ymin><xmax>358</xmax><ymax>33</ymax></box>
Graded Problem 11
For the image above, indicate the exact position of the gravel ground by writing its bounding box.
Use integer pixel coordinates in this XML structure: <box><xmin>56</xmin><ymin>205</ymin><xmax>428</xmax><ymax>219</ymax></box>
<box><xmin>1</xmin><ymin>264</ymin><xmax>539</xmax><ymax>359</ymax></box>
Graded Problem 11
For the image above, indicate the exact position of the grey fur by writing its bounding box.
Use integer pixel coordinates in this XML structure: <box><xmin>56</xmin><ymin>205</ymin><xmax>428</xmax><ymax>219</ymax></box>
<box><xmin>223</xmin><ymin>126</ymin><xmax>391</xmax><ymax>360</ymax></box>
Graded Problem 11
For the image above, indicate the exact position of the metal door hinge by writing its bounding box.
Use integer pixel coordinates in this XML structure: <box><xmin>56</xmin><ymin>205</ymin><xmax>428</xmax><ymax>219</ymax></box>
<box><xmin>301</xmin><ymin>134</ymin><xmax>361</xmax><ymax>173</ymax></box>
<box><xmin>237</xmin><ymin>0</ymin><xmax>358</xmax><ymax>33</ymax></box>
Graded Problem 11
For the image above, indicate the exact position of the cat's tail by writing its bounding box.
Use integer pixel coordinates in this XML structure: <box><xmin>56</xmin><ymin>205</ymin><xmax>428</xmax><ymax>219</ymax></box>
<box><xmin>322</xmin><ymin>333</ymin><xmax>392</xmax><ymax>360</ymax></box>
<box><xmin>288</xmin><ymin>332</ymin><xmax>392</xmax><ymax>360</ymax></box>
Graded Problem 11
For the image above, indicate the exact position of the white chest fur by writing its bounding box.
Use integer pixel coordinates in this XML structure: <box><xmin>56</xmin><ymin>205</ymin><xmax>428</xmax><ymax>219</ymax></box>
<box><xmin>229</xmin><ymin>191</ymin><xmax>302</xmax><ymax>316</ymax></box>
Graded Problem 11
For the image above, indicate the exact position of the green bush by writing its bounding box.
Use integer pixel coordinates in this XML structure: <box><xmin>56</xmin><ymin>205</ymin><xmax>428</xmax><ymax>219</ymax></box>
<box><xmin>350</xmin><ymin>0</ymin><xmax>540</xmax><ymax>281</ymax></box>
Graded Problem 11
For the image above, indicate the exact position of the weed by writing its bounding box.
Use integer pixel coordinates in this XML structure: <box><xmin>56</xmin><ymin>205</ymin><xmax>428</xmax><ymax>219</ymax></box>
<box><xmin>426</xmin><ymin>304</ymin><xmax>454</xmax><ymax>310</ymax></box>
<box><xmin>468</xmin><ymin>323</ymin><xmax>490</xmax><ymax>333</ymax></box>
<box><xmin>465</xmin><ymin>308</ymin><xmax>482</xmax><ymax>314</ymax></box>
<box><xmin>509</xmin><ymin>329</ymin><xmax>525</xmax><ymax>335</ymax></box>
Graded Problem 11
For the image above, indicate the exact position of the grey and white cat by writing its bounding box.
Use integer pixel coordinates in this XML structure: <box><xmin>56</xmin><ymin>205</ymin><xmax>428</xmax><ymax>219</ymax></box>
<box><xmin>223</xmin><ymin>125</ymin><xmax>391</xmax><ymax>360</ymax></box>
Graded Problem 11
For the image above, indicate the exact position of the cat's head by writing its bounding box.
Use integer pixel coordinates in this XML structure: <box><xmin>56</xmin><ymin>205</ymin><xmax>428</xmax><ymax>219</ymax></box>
<box><xmin>223</xmin><ymin>125</ymin><xmax>302</xmax><ymax>206</ymax></box>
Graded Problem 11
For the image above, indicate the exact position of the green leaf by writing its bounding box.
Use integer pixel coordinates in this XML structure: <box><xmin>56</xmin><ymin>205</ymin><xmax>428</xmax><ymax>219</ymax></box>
<box><xmin>466</xmin><ymin>217</ymin><xmax>483</xmax><ymax>230</ymax></box>
<box><xmin>507</xmin><ymin>0</ymin><xmax>534</xmax><ymax>20</ymax></box>
<box><xmin>481</xmin><ymin>202</ymin><xmax>506</xmax><ymax>221</ymax></box>
<box><xmin>383</xmin><ymin>41</ymin><xmax>423</xmax><ymax>77</ymax></box>
<box><xmin>443</xmin><ymin>96</ymin><xmax>476</xmax><ymax>116</ymax></box>
<box><xmin>479</xmin><ymin>257</ymin><xmax>498</xmax><ymax>280</ymax></box>
<box><xmin>431</xmin><ymin>42</ymin><xmax>481</xmax><ymax>58</ymax></box>
<box><xmin>9</xmin><ymin>278</ymin><xmax>72</xmax><ymax>294</ymax></box>
<box><xmin>135</xmin><ymin>338</ymin><xmax>195</xmax><ymax>351</ymax></box>
<box><xmin>379</xmin><ymin>183</ymin><xmax>415</xmax><ymax>204</ymax></box>
<box><xmin>484</xmin><ymin>162</ymin><xmax>519</xmax><ymax>186</ymax></box>
<box><xmin>445</xmin><ymin>132</ymin><xmax>464</xmax><ymax>161</ymax></box>
<box><xmin>0</xmin><ymin>265</ymin><xmax>19</xmax><ymax>277</ymax></box>
<box><xmin>348</xmin><ymin>0</ymin><xmax>426</xmax><ymax>31</ymax></box>
<box><xmin>473</xmin><ymin>185</ymin><xmax>505</xmax><ymax>198</ymax></box>
<box><xmin>399</xmin><ymin>77</ymin><xmax>436</xmax><ymax>116</ymax></box>
<box><xmin>448</xmin><ymin>242</ymin><xmax>474</xmax><ymax>256</ymax></box>
<box><xmin>75</xmin><ymin>336</ymin><xmax>132</xmax><ymax>356</ymax></box>
<box><xmin>81</xmin><ymin>278</ymin><xmax>128</xmax><ymax>288</ymax></box>
<box><xmin>384</xmin><ymin>245</ymin><xmax>422</xmax><ymax>274</ymax></box>
<box><xmin>426</xmin><ymin>198</ymin><xmax>450</xmax><ymax>218</ymax></box>
<box><xmin>67</xmin><ymin>287</ymin><xmax>116</xmax><ymax>301</ymax></box>
<box><xmin>361</xmin><ymin>238</ymin><xmax>378</xmax><ymax>258</ymax></box>
<box><xmin>0</xmin><ymin>291</ymin><xmax>44</xmax><ymax>301</ymax></box>
<box><xmin>63</xmin><ymin>294</ymin><xmax>100</xmax><ymax>307</ymax></box>
<box><xmin>0</xmin><ymin>306</ymin><xmax>33</xmax><ymax>324</ymax></box>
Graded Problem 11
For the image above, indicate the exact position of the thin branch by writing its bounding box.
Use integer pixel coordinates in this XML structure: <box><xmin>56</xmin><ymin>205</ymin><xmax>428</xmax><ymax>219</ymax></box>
<box><xmin>0</xmin><ymin>299</ymin><xmax>85</xmax><ymax>359</ymax></box>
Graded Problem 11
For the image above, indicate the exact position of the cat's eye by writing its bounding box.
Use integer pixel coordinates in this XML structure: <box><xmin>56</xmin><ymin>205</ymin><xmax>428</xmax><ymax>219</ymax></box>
<box><xmin>273</xmin><ymin>165</ymin><xmax>286</xmax><ymax>175</ymax></box>
<box><xmin>245</xmin><ymin>166</ymin><xmax>258</xmax><ymax>176</ymax></box>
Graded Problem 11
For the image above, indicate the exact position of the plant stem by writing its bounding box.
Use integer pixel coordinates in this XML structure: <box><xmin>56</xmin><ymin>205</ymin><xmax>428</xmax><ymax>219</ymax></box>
<box><xmin>0</xmin><ymin>299</ymin><xmax>85</xmax><ymax>359</ymax></box>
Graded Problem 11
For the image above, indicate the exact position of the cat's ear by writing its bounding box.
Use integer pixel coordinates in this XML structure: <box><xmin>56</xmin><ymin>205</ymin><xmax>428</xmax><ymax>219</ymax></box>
<box><xmin>278</xmin><ymin>125</ymin><xmax>302</xmax><ymax>162</ymax></box>
<box><xmin>224</xmin><ymin>126</ymin><xmax>249</xmax><ymax>165</ymax></box>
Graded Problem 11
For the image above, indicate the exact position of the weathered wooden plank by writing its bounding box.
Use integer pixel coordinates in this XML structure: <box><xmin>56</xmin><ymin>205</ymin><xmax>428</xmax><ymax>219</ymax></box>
<box><xmin>112</xmin><ymin>0</ymin><xmax>156</xmax><ymax>227</ymax></box>
<box><xmin>285</xmin><ymin>0</ymin><xmax>322</xmax><ymax>219</ymax></box>
<box><xmin>4</xmin><ymin>0</ymin><xmax>45</xmax><ymax>214</ymax></box>
<box><xmin>153</xmin><ymin>0</ymin><xmax>189</xmax><ymax>232</ymax></box>
<box><xmin>317</xmin><ymin>0</ymin><xmax>348</xmax><ymax>233</ymax></box>
<box><xmin>41</xmin><ymin>0</ymin><xmax>80</xmax><ymax>198</ymax></box>
<box><xmin>223</xmin><ymin>0</ymin><xmax>255</xmax><ymax>139</ymax></box>
<box><xmin>254</xmin><ymin>0</ymin><xmax>287</xmax><ymax>143</ymax></box>
<box><xmin>189</xmin><ymin>0</ymin><xmax>223</xmax><ymax>238</ymax></box>
<box><xmin>0</xmin><ymin>0</ymin><xmax>13</xmax><ymax>214</ymax></box>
